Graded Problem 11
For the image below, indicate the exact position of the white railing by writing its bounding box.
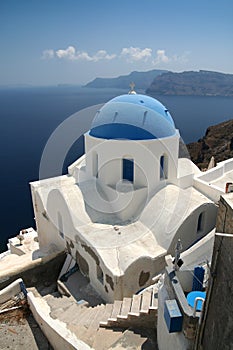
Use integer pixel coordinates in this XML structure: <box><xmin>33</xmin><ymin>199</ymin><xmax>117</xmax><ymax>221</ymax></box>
<box><xmin>193</xmin><ymin>296</ymin><xmax>205</xmax><ymax>318</ymax></box>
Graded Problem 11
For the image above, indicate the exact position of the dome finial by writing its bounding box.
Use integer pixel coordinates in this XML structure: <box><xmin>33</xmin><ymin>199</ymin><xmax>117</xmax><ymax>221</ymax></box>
<box><xmin>128</xmin><ymin>81</ymin><xmax>136</xmax><ymax>95</ymax></box>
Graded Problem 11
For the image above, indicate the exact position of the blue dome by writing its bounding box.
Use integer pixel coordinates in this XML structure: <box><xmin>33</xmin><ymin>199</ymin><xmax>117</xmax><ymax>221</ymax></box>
<box><xmin>90</xmin><ymin>94</ymin><xmax>176</xmax><ymax>140</ymax></box>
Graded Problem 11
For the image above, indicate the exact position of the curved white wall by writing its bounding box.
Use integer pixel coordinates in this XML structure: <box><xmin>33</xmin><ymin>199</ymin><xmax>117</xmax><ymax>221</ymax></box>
<box><xmin>84</xmin><ymin>131</ymin><xmax>180</xmax><ymax>197</ymax></box>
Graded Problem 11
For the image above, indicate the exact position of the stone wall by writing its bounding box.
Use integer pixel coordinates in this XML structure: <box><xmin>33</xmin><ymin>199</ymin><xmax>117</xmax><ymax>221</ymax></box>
<box><xmin>197</xmin><ymin>232</ymin><xmax>233</xmax><ymax>349</ymax></box>
<box><xmin>216</xmin><ymin>193</ymin><xmax>233</xmax><ymax>233</ymax></box>
<box><xmin>198</xmin><ymin>194</ymin><xmax>233</xmax><ymax>349</ymax></box>
<box><xmin>0</xmin><ymin>251</ymin><xmax>66</xmax><ymax>290</ymax></box>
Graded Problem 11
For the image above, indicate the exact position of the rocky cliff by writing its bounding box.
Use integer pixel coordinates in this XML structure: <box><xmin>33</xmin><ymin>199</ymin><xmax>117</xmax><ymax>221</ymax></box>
<box><xmin>147</xmin><ymin>70</ymin><xmax>233</xmax><ymax>96</ymax></box>
<box><xmin>187</xmin><ymin>119</ymin><xmax>233</xmax><ymax>169</ymax></box>
<box><xmin>84</xmin><ymin>69</ymin><xmax>167</xmax><ymax>90</ymax></box>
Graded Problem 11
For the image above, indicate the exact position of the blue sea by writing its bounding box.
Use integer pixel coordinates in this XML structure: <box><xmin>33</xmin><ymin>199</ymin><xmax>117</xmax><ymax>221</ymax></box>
<box><xmin>0</xmin><ymin>86</ymin><xmax>233</xmax><ymax>252</ymax></box>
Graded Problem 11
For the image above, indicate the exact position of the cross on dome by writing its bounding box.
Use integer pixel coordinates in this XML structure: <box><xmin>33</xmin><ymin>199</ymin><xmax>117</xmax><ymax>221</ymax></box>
<box><xmin>128</xmin><ymin>81</ymin><xmax>136</xmax><ymax>95</ymax></box>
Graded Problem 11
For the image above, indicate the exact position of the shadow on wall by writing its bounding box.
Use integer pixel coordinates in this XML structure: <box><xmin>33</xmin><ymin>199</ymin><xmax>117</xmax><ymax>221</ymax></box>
<box><xmin>168</xmin><ymin>204</ymin><xmax>217</xmax><ymax>256</ymax></box>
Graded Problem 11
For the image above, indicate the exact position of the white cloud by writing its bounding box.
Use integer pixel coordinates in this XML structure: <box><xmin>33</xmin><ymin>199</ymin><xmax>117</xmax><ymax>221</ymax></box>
<box><xmin>41</xmin><ymin>49</ymin><xmax>54</xmax><ymax>60</ymax></box>
<box><xmin>56</xmin><ymin>46</ymin><xmax>76</xmax><ymax>60</ymax></box>
<box><xmin>42</xmin><ymin>46</ymin><xmax>189</xmax><ymax>67</ymax></box>
<box><xmin>120</xmin><ymin>47</ymin><xmax>152</xmax><ymax>62</ymax></box>
<box><xmin>152</xmin><ymin>49</ymin><xmax>190</xmax><ymax>66</ymax></box>
<box><xmin>91</xmin><ymin>50</ymin><xmax>116</xmax><ymax>62</ymax></box>
<box><xmin>76</xmin><ymin>51</ymin><xmax>92</xmax><ymax>61</ymax></box>
<box><xmin>75</xmin><ymin>49</ymin><xmax>116</xmax><ymax>62</ymax></box>
<box><xmin>152</xmin><ymin>49</ymin><xmax>169</xmax><ymax>65</ymax></box>
<box><xmin>46</xmin><ymin>46</ymin><xmax>117</xmax><ymax>62</ymax></box>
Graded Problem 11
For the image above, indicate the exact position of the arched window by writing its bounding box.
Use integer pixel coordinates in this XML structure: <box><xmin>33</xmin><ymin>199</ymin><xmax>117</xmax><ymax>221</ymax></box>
<box><xmin>197</xmin><ymin>212</ymin><xmax>205</xmax><ymax>233</ymax></box>
<box><xmin>92</xmin><ymin>152</ymin><xmax>98</xmax><ymax>178</ymax></box>
<box><xmin>160</xmin><ymin>154</ymin><xmax>168</xmax><ymax>180</ymax></box>
<box><xmin>123</xmin><ymin>158</ymin><xmax>134</xmax><ymax>182</ymax></box>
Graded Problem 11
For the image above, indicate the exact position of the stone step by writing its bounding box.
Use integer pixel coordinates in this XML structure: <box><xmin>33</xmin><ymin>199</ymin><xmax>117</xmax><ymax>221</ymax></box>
<box><xmin>78</xmin><ymin>307</ymin><xmax>100</xmax><ymax>328</ymax></box>
<box><xmin>81</xmin><ymin>306</ymin><xmax>104</xmax><ymax>329</ymax></box>
<box><xmin>43</xmin><ymin>293</ymin><xmax>80</xmax><ymax>322</ymax></box>
<box><xmin>88</xmin><ymin>305</ymin><xmax>105</xmax><ymax>330</ymax></box>
<box><xmin>80</xmin><ymin>309</ymin><xmax>108</xmax><ymax>347</ymax></box>
<box><xmin>128</xmin><ymin>294</ymin><xmax>141</xmax><ymax>316</ymax></box>
<box><xmin>61</xmin><ymin>303</ymin><xmax>88</xmax><ymax>324</ymax></box>
<box><xmin>79</xmin><ymin>306</ymin><xmax>99</xmax><ymax>327</ymax></box>
<box><xmin>149</xmin><ymin>287</ymin><xmax>158</xmax><ymax>311</ymax></box>
<box><xmin>68</xmin><ymin>305</ymin><xmax>106</xmax><ymax>347</ymax></box>
<box><xmin>92</xmin><ymin>328</ymin><xmax>124</xmax><ymax>350</ymax></box>
<box><xmin>108</xmin><ymin>329</ymin><xmax>150</xmax><ymax>350</ymax></box>
<box><xmin>69</xmin><ymin>323</ymin><xmax>93</xmax><ymax>347</ymax></box>
<box><xmin>140</xmin><ymin>290</ymin><xmax>152</xmax><ymax>314</ymax></box>
<box><xmin>108</xmin><ymin>300</ymin><xmax>122</xmax><ymax>322</ymax></box>
<box><xmin>99</xmin><ymin>286</ymin><xmax>159</xmax><ymax>329</ymax></box>
<box><xmin>50</xmin><ymin>306</ymin><xmax>65</xmax><ymax>320</ymax></box>
<box><xmin>99</xmin><ymin>303</ymin><xmax>113</xmax><ymax>327</ymax></box>
<box><xmin>43</xmin><ymin>293</ymin><xmax>79</xmax><ymax>313</ymax></box>
<box><xmin>117</xmin><ymin>297</ymin><xmax>132</xmax><ymax>319</ymax></box>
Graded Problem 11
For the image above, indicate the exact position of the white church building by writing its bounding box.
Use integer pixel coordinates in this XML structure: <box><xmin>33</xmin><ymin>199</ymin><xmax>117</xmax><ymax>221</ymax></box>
<box><xmin>30</xmin><ymin>92</ymin><xmax>226</xmax><ymax>303</ymax></box>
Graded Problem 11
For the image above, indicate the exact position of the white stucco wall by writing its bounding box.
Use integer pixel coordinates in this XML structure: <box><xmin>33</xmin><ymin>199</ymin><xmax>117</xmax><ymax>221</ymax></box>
<box><xmin>168</xmin><ymin>203</ymin><xmax>217</xmax><ymax>255</ymax></box>
<box><xmin>157</xmin><ymin>284</ymin><xmax>191</xmax><ymax>350</ymax></box>
<box><xmin>193</xmin><ymin>178</ymin><xmax>223</xmax><ymax>203</ymax></box>
<box><xmin>84</xmin><ymin>131</ymin><xmax>180</xmax><ymax>197</ymax></box>
<box><xmin>30</xmin><ymin>170</ymin><xmax>217</xmax><ymax>303</ymax></box>
<box><xmin>193</xmin><ymin>158</ymin><xmax>233</xmax><ymax>202</ymax></box>
<box><xmin>140</xmin><ymin>185</ymin><xmax>217</xmax><ymax>253</ymax></box>
<box><xmin>30</xmin><ymin>186</ymin><xmax>66</xmax><ymax>253</ymax></box>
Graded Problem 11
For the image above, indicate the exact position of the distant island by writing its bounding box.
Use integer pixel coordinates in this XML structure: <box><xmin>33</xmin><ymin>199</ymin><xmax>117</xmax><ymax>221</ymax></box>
<box><xmin>84</xmin><ymin>69</ymin><xmax>167</xmax><ymax>90</ymax></box>
<box><xmin>147</xmin><ymin>70</ymin><xmax>233</xmax><ymax>96</ymax></box>
<box><xmin>84</xmin><ymin>69</ymin><xmax>233</xmax><ymax>97</ymax></box>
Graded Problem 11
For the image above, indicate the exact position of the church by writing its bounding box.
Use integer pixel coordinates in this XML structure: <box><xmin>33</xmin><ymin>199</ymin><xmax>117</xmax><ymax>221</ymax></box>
<box><xmin>30</xmin><ymin>90</ymin><xmax>222</xmax><ymax>303</ymax></box>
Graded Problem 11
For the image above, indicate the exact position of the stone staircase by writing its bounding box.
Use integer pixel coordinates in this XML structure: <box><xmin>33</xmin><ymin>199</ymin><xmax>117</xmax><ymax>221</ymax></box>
<box><xmin>41</xmin><ymin>291</ymin><xmax>123</xmax><ymax>349</ymax></box>
<box><xmin>99</xmin><ymin>285</ymin><xmax>158</xmax><ymax>329</ymax></box>
<box><xmin>30</xmin><ymin>283</ymin><xmax>158</xmax><ymax>349</ymax></box>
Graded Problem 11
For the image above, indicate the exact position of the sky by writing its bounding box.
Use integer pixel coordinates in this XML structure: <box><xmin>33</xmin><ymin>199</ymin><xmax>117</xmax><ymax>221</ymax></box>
<box><xmin>0</xmin><ymin>0</ymin><xmax>233</xmax><ymax>86</ymax></box>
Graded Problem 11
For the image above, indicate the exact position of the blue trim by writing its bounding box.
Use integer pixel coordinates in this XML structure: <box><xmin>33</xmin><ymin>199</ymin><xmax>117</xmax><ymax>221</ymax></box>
<box><xmin>192</xmin><ymin>266</ymin><xmax>205</xmax><ymax>291</ymax></box>
<box><xmin>90</xmin><ymin>123</ymin><xmax>161</xmax><ymax>140</ymax></box>
<box><xmin>60</xmin><ymin>264</ymin><xmax>79</xmax><ymax>282</ymax></box>
<box><xmin>164</xmin><ymin>299</ymin><xmax>183</xmax><ymax>333</ymax></box>
<box><xmin>19</xmin><ymin>281</ymin><xmax>28</xmax><ymax>296</ymax></box>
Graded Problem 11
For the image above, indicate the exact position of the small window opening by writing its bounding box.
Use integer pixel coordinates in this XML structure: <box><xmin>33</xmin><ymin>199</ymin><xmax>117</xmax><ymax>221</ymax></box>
<box><xmin>160</xmin><ymin>155</ymin><xmax>168</xmax><ymax>180</ymax></box>
<box><xmin>97</xmin><ymin>265</ymin><xmax>104</xmax><ymax>284</ymax></box>
<box><xmin>123</xmin><ymin>158</ymin><xmax>134</xmax><ymax>182</ymax></box>
<box><xmin>93</xmin><ymin>152</ymin><xmax>98</xmax><ymax>178</ymax></box>
<box><xmin>197</xmin><ymin>212</ymin><xmax>205</xmax><ymax>233</ymax></box>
